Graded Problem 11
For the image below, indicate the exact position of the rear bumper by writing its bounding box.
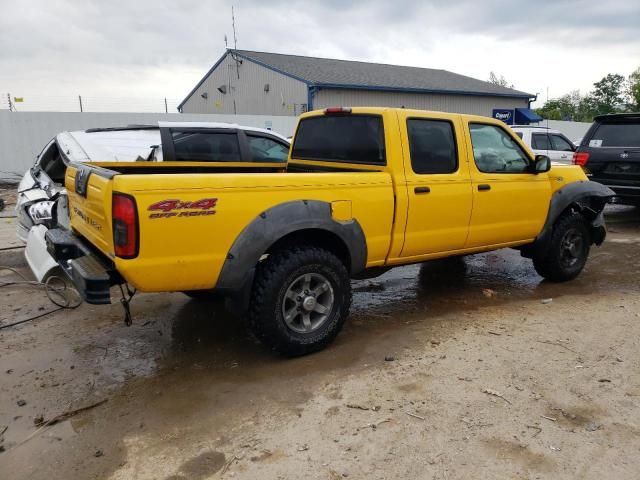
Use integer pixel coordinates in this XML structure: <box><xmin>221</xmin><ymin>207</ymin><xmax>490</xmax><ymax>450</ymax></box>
<box><xmin>45</xmin><ymin>228</ymin><xmax>121</xmax><ymax>304</ymax></box>
<box><xmin>587</xmin><ymin>177</ymin><xmax>640</xmax><ymax>203</ymax></box>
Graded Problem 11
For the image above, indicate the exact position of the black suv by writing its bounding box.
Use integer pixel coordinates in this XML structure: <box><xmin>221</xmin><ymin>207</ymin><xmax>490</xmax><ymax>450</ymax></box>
<box><xmin>574</xmin><ymin>113</ymin><xmax>640</xmax><ymax>205</ymax></box>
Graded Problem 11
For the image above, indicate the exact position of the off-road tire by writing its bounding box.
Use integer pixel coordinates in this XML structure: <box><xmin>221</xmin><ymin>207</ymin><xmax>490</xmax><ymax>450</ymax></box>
<box><xmin>533</xmin><ymin>213</ymin><xmax>591</xmax><ymax>282</ymax></box>
<box><xmin>248</xmin><ymin>246</ymin><xmax>351</xmax><ymax>357</ymax></box>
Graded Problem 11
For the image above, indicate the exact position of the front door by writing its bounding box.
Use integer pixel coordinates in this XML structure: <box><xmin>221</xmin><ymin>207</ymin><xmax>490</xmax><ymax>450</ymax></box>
<box><xmin>465</xmin><ymin>122</ymin><xmax>552</xmax><ymax>248</ymax></box>
<box><xmin>399</xmin><ymin>113</ymin><xmax>472</xmax><ymax>258</ymax></box>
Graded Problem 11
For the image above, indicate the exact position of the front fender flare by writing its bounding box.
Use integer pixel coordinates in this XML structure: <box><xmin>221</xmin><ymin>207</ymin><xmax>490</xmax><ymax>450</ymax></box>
<box><xmin>216</xmin><ymin>200</ymin><xmax>367</xmax><ymax>291</ymax></box>
<box><xmin>534</xmin><ymin>180</ymin><xmax>614</xmax><ymax>250</ymax></box>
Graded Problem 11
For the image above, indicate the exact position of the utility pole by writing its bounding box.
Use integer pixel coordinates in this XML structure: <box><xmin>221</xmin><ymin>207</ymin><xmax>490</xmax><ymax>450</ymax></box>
<box><xmin>164</xmin><ymin>97</ymin><xmax>168</xmax><ymax>113</ymax></box>
<box><xmin>78</xmin><ymin>95</ymin><xmax>84</xmax><ymax>112</ymax></box>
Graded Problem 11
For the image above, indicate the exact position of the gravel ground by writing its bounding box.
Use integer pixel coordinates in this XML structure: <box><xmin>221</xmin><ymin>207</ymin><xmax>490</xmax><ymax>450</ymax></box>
<box><xmin>1</xmin><ymin>206</ymin><xmax>639</xmax><ymax>480</ymax></box>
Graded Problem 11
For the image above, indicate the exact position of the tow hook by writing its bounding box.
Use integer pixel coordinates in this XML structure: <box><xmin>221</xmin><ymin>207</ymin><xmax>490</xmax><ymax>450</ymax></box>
<box><xmin>118</xmin><ymin>284</ymin><xmax>136</xmax><ymax>326</ymax></box>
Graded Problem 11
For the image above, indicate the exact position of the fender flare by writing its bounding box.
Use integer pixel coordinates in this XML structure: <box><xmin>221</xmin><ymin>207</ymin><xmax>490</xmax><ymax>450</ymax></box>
<box><xmin>216</xmin><ymin>200</ymin><xmax>368</xmax><ymax>291</ymax></box>
<box><xmin>534</xmin><ymin>180</ymin><xmax>614</xmax><ymax>250</ymax></box>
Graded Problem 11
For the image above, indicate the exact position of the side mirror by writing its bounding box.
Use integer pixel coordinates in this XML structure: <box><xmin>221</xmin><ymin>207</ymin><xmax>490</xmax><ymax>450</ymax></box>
<box><xmin>534</xmin><ymin>155</ymin><xmax>551</xmax><ymax>173</ymax></box>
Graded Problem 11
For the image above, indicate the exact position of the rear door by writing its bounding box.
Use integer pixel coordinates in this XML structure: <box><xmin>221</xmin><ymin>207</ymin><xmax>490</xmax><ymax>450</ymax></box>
<box><xmin>581</xmin><ymin>119</ymin><xmax>640</xmax><ymax>187</ymax></box>
<box><xmin>397</xmin><ymin>111</ymin><xmax>472</xmax><ymax>257</ymax></box>
<box><xmin>531</xmin><ymin>131</ymin><xmax>552</xmax><ymax>159</ymax></box>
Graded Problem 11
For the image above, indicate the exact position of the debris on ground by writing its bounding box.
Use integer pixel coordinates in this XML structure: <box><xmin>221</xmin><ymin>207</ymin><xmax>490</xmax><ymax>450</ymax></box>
<box><xmin>541</xmin><ymin>298</ymin><xmax>553</xmax><ymax>304</ymax></box>
<box><xmin>481</xmin><ymin>388</ymin><xmax>512</xmax><ymax>405</ymax></box>
<box><xmin>482</xmin><ymin>288</ymin><xmax>497</xmax><ymax>298</ymax></box>
<box><xmin>34</xmin><ymin>399</ymin><xmax>108</xmax><ymax>427</ymax></box>
<box><xmin>404</xmin><ymin>411</ymin><xmax>425</xmax><ymax>420</ymax></box>
<box><xmin>16</xmin><ymin>399</ymin><xmax>26</xmax><ymax>407</ymax></box>
<box><xmin>384</xmin><ymin>355</ymin><xmax>395</xmax><ymax>362</ymax></box>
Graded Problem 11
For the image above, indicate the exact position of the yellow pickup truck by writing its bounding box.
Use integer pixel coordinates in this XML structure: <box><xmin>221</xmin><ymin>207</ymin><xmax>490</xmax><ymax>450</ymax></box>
<box><xmin>46</xmin><ymin>108</ymin><xmax>613</xmax><ymax>356</ymax></box>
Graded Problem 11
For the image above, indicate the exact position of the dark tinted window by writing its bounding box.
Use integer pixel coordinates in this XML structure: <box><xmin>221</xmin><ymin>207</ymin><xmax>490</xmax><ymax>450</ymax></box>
<box><xmin>550</xmin><ymin>134</ymin><xmax>574</xmax><ymax>151</ymax></box>
<box><xmin>470</xmin><ymin>123</ymin><xmax>530</xmax><ymax>173</ymax></box>
<box><xmin>592</xmin><ymin>122</ymin><xmax>640</xmax><ymax>147</ymax></box>
<box><xmin>292</xmin><ymin>115</ymin><xmax>385</xmax><ymax>165</ymax></box>
<box><xmin>407</xmin><ymin>119</ymin><xmax>457</xmax><ymax>174</ymax></box>
<box><xmin>172</xmin><ymin>131</ymin><xmax>240</xmax><ymax>162</ymax></box>
<box><xmin>531</xmin><ymin>133</ymin><xmax>552</xmax><ymax>150</ymax></box>
<box><xmin>247</xmin><ymin>135</ymin><xmax>289</xmax><ymax>163</ymax></box>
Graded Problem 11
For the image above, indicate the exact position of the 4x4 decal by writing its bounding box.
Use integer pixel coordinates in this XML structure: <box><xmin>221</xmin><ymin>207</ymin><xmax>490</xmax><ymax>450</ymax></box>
<box><xmin>147</xmin><ymin>198</ymin><xmax>217</xmax><ymax>219</ymax></box>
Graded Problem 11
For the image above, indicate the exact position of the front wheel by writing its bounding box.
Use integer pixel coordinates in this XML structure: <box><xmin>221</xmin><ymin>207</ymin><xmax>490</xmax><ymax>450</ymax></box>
<box><xmin>248</xmin><ymin>246</ymin><xmax>352</xmax><ymax>356</ymax></box>
<box><xmin>533</xmin><ymin>213</ymin><xmax>591</xmax><ymax>282</ymax></box>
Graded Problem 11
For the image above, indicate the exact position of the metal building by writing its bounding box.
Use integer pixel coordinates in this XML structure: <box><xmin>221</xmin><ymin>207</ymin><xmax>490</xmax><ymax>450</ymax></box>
<box><xmin>178</xmin><ymin>49</ymin><xmax>538</xmax><ymax>120</ymax></box>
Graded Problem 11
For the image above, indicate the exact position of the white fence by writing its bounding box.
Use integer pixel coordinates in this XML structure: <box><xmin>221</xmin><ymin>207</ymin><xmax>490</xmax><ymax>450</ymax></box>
<box><xmin>0</xmin><ymin>111</ymin><xmax>298</xmax><ymax>180</ymax></box>
<box><xmin>0</xmin><ymin>110</ymin><xmax>594</xmax><ymax>182</ymax></box>
<box><xmin>535</xmin><ymin>120</ymin><xmax>592</xmax><ymax>143</ymax></box>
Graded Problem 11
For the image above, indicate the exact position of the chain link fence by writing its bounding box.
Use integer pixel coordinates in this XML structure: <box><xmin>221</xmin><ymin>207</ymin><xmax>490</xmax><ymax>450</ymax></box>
<box><xmin>0</xmin><ymin>94</ymin><xmax>183</xmax><ymax>113</ymax></box>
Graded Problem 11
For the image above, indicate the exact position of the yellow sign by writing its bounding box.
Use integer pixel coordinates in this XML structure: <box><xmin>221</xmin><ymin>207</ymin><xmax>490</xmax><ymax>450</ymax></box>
<box><xmin>13</xmin><ymin>97</ymin><xmax>24</xmax><ymax>103</ymax></box>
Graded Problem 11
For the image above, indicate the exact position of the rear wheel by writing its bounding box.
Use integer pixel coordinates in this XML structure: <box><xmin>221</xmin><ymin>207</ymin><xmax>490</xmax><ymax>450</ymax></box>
<box><xmin>248</xmin><ymin>246</ymin><xmax>351</xmax><ymax>356</ymax></box>
<box><xmin>533</xmin><ymin>213</ymin><xmax>590</xmax><ymax>282</ymax></box>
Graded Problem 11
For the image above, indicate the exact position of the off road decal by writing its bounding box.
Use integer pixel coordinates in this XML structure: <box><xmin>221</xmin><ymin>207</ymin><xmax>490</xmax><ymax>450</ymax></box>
<box><xmin>147</xmin><ymin>198</ymin><xmax>217</xmax><ymax>219</ymax></box>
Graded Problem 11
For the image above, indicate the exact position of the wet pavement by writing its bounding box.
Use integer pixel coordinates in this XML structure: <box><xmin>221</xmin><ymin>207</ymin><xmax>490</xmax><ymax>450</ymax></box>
<box><xmin>1</xmin><ymin>206</ymin><xmax>640</xmax><ymax>479</ymax></box>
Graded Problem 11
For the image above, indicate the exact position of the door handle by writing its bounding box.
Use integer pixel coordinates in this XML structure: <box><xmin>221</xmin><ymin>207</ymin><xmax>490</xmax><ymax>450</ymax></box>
<box><xmin>414</xmin><ymin>186</ymin><xmax>431</xmax><ymax>194</ymax></box>
<box><xmin>477</xmin><ymin>184</ymin><xmax>491</xmax><ymax>191</ymax></box>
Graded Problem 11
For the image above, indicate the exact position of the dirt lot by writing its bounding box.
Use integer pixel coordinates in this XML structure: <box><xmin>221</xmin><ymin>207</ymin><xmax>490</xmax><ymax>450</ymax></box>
<box><xmin>1</xmin><ymin>206</ymin><xmax>640</xmax><ymax>480</ymax></box>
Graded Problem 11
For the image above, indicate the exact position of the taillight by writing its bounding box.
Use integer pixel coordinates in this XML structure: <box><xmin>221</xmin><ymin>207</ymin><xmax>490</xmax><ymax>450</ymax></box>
<box><xmin>573</xmin><ymin>152</ymin><xmax>590</xmax><ymax>166</ymax></box>
<box><xmin>112</xmin><ymin>193</ymin><xmax>138</xmax><ymax>258</ymax></box>
<box><xmin>324</xmin><ymin>107</ymin><xmax>352</xmax><ymax>114</ymax></box>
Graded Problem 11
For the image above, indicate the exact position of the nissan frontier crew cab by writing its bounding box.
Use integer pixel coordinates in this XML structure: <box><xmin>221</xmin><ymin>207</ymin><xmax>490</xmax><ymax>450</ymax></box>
<box><xmin>46</xmin><ymin>108</ymin><xmax>613</xmax><ymax>356</ymax></box>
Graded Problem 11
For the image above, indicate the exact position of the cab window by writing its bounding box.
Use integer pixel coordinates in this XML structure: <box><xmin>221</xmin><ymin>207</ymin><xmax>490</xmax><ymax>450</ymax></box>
<box><xmin>469</xmin><ymin>123</ymin><xmax>530</xmax><ymax>173</ymax></box>
<box><xmin>247</xmin><ymin>135</ymin><xmax>289</xmax><ymax>163</ymax></box>
<box><xmin>407</xmin><ymin>119</ymin><xmax>457</xmax><ymax>174</ymax></box>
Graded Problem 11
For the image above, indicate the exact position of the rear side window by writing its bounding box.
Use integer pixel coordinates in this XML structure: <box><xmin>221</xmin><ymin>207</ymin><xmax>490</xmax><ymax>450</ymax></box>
<box><xmin>550</xmin><ymin>134</ymin><xmax>574</xmax><ymax>152</ymax></box>
<box><xmin>514</xmin><ymin>132</ymin><xmax>523</xmax><ymax>139</ymax></box>
<box><xmin>591</xmin><ymin>122</ymin><xmax>640</xmax><ymax>147</ymax></box>
<box><xmin>531</xmin><ymin>133</ymin><xmax>551</xmax><ymax>150</ymax></box>
<box><xmin>407</xmin><ymin>119</ymin><xmax>457</xmax><ymax>174</ymax></box>
<box><xmin>292</xmin><ymin>115</ymin><xmax>385</xmax><ymax>165</ymax></box>
<box><xmin>247</xmin><ymin>135</ymin><xmax>289</xmax><ymax>163</ymax></box>
<box><xmin>172</xmin><ymin>131</ymin><xmax>240</xmax><ymax>162</ymax></box>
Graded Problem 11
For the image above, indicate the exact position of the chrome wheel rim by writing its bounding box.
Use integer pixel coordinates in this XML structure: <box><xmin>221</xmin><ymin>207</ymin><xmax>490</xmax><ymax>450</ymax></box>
<box><xmin>282</xmin><ymin>273</ymin><xmax>334</xmax><ymax>333</ymax></box>
<box><xmin>559</xmin><ymin>228</ymin><xmax>584</xmax><ymax>268</ymax></box>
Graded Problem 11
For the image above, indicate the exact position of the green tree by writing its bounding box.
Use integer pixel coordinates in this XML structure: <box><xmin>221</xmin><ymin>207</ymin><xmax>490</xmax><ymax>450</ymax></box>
<box><xmin>590</xmin><ymin>73</ymin><xmax>626</xmax><ymax>115</ymax></box>
<box><xmin>535</xmin><ymin>90</ymin><xmax>595</xmax><ymax>122</ymax></box>
<box><xmin>628</xmin><ymin>67</ymin><xmax>640</xmax><ymax>110</ymax></box>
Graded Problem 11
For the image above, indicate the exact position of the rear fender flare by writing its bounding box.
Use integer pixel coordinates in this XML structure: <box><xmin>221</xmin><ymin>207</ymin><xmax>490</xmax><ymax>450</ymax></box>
<box><xmin>216</xmin><ymin>200</ymin><xmax>367</xmax><ymax>291</ymax></box>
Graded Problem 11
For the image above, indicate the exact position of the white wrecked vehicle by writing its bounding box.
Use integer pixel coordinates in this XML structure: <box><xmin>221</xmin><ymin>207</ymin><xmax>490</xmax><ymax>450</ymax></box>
<box><xmin>16</xmin><ymin>126</ymin><xmax>162</xmax><ymax>281</ymax></box>
<box><xmin>16</xmin><ymin>123</ymin><xmax>290</xmax><ymax>281</ymax></box>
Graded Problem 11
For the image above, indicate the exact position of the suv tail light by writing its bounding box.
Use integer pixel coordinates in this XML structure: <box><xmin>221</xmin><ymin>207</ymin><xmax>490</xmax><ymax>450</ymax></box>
<box><xmin>112</xmin><ymin>193</ymin><xmax>138</xmax><ymax>258</ymax></box>
<box><xmin>573</xmin><ymin>151</ymin><xmax>590</xmax><ymax>166</ymax></box>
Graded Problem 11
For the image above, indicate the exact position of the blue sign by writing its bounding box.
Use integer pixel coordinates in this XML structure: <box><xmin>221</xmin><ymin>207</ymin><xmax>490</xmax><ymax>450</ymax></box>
<box><xmin>492</xmin><ymin>109</ymin><xmax>514</xmax><ymax>125</ymax></box>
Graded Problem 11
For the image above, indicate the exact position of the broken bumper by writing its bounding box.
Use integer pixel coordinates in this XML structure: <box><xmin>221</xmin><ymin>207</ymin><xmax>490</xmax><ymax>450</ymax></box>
<box><xmin>45</xmin><ymin>228</ymin><xmax>120</xmax><ymax>305</ymax></box>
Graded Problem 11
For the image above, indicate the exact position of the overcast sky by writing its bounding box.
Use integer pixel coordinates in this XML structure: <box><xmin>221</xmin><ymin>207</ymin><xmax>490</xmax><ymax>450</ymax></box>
<box><xmin>1</xmin><ymin>0</ymin><xmax>639</xmax><ymax>111</ymax></box>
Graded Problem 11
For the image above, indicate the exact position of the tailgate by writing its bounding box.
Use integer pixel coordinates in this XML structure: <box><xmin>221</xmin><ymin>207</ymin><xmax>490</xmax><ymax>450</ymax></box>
<box><xmin>65</xmin><ymin>164</ymin><xmax>117</xmax><ymax>256</ymax></box>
